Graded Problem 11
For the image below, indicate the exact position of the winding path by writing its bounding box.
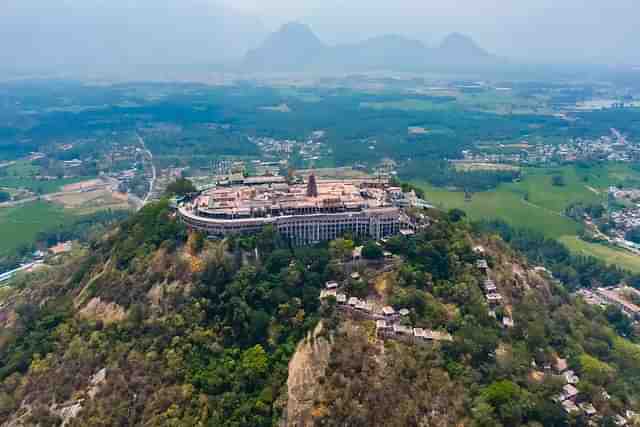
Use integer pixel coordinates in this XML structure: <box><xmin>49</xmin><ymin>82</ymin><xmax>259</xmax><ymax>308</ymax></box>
<box><xmin>137</xmin><ymin>133</ymin><xmax>156</xmax><ymax>207</ymax></box>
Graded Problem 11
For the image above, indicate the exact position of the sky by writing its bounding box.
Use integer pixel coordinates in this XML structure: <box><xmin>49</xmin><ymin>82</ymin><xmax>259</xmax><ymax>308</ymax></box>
<box><xmin>0</xmin><ymin>0</ymin><xmax>638</xmax><ymax>75</ymax></box>
<box><xmin>223</xmin><ymin>0</ymin><xmax>640</xmax><ymax>64</ymax></box>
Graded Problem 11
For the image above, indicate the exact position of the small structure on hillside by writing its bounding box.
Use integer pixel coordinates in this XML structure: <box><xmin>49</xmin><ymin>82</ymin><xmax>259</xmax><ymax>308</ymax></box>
<box><xmin>486</xmin><ymin>293</ymin><xmax>503</xmax><ymax>305</ymax></box>
<box><xmin>325</xmin><ymin>281</ymin><xmax>339</xmax><ymax>290</ymax></box>
<box><xmin>502</xmin><ymin>317</ymin><xmax>514</xmax><ymax>328</ymax></box>
<box><xmin>484</xmin><ymin>279</ymin><xmax>497</xmax><ymax>293</ymax></box>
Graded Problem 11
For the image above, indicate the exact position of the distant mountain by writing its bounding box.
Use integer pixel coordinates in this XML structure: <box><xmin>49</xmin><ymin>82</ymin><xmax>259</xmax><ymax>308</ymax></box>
<box><xmin>243</xmin><ymin>22</ymin><xmax>325</xmax><ymax>71</ymax></box>
<box><xmin>433</xmin><ymin>33</ymin><xmax>491</xmax><ymax>66</ymax></box>
<box><xmin>242</xmin><ymin>23</ymin><xmax>500</xmax><ymax>72</ymax></box>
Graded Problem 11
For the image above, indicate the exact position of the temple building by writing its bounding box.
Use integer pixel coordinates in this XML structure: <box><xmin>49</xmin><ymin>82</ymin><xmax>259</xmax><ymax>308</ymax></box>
<box><xmin>177</xmin><ymin>174</ymin><xmax>411</xmax><ymax>245</ymax></box>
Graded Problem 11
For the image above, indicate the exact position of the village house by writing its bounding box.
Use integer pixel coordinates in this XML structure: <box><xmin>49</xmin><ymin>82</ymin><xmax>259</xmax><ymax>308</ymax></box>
<box><xmin>502</xmin><ymin>317</ymin><xmax>515</xmax><ymax>328</ymax></box>
<box><xmin>579</xmin><ymin>402</ymin><xmax>597</xmax><ymax>417</ymax></box>
<box><xmin>476</xmin><ymin>259</ymin><xmax>489</xmax><ymax>273</ymax></box>
<box><xmin>555</xmin><ymin>384</ymin><xmax>579</xmax><ymax>403</ymax></box>
<box><xmin>564</xmin><ymin>370</ymin><xmax>579</xmax><ymax>385</ymax></box>
<box><xmin>486</xmin><ymin>293</ymin><xmax>503</xmax><ymax>305</ymax></box>
<box><xmin>325</xmin><ymin>280</ymin><xmax>339</xmax><ymax>290</ymax></box>
<box><xmin>319</xmin><ymin>289</ymin><xmax>337</xmax><ymax>299</ymax></box>
<box><xmin>484</xmin><ymin>279</ymin><xmax>498</xmax><ymax>293</ymax></box>
<box><xmin>561</xmin><ymin>400</ymin><xmax>580</xmax><ymax>415</ymax></box>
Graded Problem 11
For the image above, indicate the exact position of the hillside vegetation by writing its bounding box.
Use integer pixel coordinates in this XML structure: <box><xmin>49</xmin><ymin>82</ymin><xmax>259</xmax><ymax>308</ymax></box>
<box><xmin>1</xmin><ymin>203</ymin><xmax>640</xmax><ymax>425</ymax></box>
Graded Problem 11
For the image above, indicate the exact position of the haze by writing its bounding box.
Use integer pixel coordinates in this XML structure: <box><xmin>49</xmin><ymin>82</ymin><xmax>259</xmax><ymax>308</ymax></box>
<box><xmin>1</xmin><ymin>0</ymin><xmax>638</xmax><ymax>76</ymax></box>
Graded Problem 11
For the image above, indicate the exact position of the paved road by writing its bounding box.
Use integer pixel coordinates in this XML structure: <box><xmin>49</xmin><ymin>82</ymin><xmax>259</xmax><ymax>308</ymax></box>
<box><xmin>137</xmin><ymin>133</ymin><xmax>156</xmax><ymax>207</ymax></box>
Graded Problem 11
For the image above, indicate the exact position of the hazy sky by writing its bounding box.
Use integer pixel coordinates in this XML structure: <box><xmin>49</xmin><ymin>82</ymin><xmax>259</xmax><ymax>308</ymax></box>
<box><xmin>223</xmin><ymin>0</ymin><xmax>640</xmax><ymax>64</ymax></box>
<box><xmin>0</xmin><ymin>0</ymin><xmax>638</xmax><ymax>74</ymax></box>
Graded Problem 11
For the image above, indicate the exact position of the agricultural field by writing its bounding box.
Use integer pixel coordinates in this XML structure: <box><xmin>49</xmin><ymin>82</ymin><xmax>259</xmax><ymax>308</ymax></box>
<box><xmin>502</xmin><ymin>167</ymin><xmax>605</xmax><ymax>212</ymax></box>
<box><xmin>416</xmin><ymin>164</ymin><xmax>640</xmax><ymax>271</ymax></box>
<box><xmin>0</xmin><ymin>176</ymin><xmax>92</xmax><ymax>195</ymax></box>
<box><xmin>453</xmin><ymin>162</ymin><xmax>521</xmax><ymax>172</ymax></box>
<box><xmin>418</xmin><ymin>181</ymin><xmax>581</xmax><ymax>237</ymax></box>
<box><xmin>48</xmin><ymin>189</ymin><xmax>130</xmax><ymax>215</ymax></box>
<box><xmin>360</xmin><ymin>98</ymin><xmax>455</xmax><ymax>112</ymax></box>
<box><xmin>559</xmin><ymin>236</ymin><xmax>640</xmax><ymax>274</ymax></box>
<box><xmin>0</xmin><ymin>160</ymin><xmax>40</xmax><ymax>176</ymax></box>
<box><xmin>0</xmin><ymin>201</ymin><xmax>70</xmax><ymax>255</ymax></box>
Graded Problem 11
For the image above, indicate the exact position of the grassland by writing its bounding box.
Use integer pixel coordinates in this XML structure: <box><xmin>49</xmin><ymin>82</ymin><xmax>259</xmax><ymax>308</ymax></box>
<box><xmin>2</xmin><ymin>160</ymin><xmax>40</xmax><ymax>176</ymax></box>
<box><xmin>360</xmin><ymin>99</ymin><xmax>455</xmax><ymax>112</ymax></box>
<box><xmin>559</xmin><ymin>236</ymin><xmax>640</xmax><ymax>274</ymax></box>
<box><xmin>419</xmin><ymin>182</ymin><xmax>581</xmax><ymax>237</ymax></box>
<box><xmin>0</xmin><ymin>201</ymin><xmax>70</xmax><ymax>255</ymax></box>
<box><xmin>416</xmin><ymin>164</ymin><xmax>640</xmax><ymax>271</ymax></box>
<box><xmin>502</xmin><ymin>167</ymin><xmax>605</xmax><ymax>212</ymax></box>
<box><xmin>0</xmin><ymin>176</ymin><xmax>91</xmax><ymax>195</ymax></box>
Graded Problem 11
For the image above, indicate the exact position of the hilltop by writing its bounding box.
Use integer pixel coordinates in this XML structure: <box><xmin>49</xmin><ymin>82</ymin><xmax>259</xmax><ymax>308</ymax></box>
<box><xmin>1</xmin><ymin>201</ymin><xmax>640</xmax><ymax>425</ymax></box>
<box><xmin>243</xmin><ymin>22</ymin><xmax>502</xmax><ymax>72</ymax></box>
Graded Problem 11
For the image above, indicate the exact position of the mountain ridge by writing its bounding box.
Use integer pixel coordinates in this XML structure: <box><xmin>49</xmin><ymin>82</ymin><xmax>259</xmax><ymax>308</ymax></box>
<box><xmin>242</xmin><ymin>22</ymin><xmax>501</xmax><ymax>72</ymax></box>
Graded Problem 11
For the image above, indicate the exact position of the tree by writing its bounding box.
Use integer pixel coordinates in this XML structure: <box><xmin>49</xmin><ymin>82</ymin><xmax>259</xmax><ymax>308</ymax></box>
<box><xmin>241</xmin><ymin>345</ymin><xmax>269</xmax><ymax>380</ymax></box>
<box><xmin>187</xmin><ymin>231</ymin><xmax>205</xmax><ymax>255</ymax></box>
<box><xmin>361</xmin><ymin>242</ymin><xmax>383</xmax><ymax>260</ymax></box>
<box><xmin>448</xmin><ymin>208</ymin><xmax>466</xmax><ymax>222</ymax></box>
<box><xmin>479</xmin><ymin>380</ymin><xmax>532</xmax><ymax>426</ymax></box>
<box><xmin>166</xmin><ymin>178</ymin><xmax>196</xmax><ymax>196</ymax></box>
<box><xmin>578</xmin><ymin>354</ymin><xmax>615</xmax><ymax>386</ymax></box>
<box><xmin>329</xmin><ymin>238</ymin><xmax>355</xmax><ymax>261</ymax></box>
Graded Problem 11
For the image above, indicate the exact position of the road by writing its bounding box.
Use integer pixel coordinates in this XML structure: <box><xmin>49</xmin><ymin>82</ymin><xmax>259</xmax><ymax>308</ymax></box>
<box><xmin>137</xmin><ymin>133</ymin><xmax>156</xmax><ymax>207</ymax></box>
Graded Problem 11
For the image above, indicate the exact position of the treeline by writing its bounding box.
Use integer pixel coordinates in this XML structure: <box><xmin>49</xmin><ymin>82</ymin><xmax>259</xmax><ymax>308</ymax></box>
<box><xmin>474</xmin><ymin>219</ymin><xmax>640</xmax><ymax>289</ymax></box>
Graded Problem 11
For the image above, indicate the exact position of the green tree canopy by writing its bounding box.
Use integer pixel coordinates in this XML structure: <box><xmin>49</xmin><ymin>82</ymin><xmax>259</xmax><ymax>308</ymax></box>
<box><xmin>166</xmin><ymin>177</ymin><xmax>197</xmax><ymax>196</ymax></box>
<box><xmin>361</xmin><ymin>242</ymin><xmax>384</xmax><ymax>260</ymax></box>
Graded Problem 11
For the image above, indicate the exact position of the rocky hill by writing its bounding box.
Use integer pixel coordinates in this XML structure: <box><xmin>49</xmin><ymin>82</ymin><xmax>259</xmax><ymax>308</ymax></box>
<box><xmin>1</xmin><ymin>201</ymin><xmax>640</xmax><ymax>426</ymax></box>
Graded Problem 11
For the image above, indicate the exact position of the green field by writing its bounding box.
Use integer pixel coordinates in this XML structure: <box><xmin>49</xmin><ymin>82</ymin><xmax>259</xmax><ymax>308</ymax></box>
<box><xmin>419</xmin><ymin>182</ymin><xmax>581</xmax><ymax>237</ymax></box>
<box><xmin>360</xmin><ymin>99</ymin><xmax>455</xmax><ymax>112</ymax></box>
<box><xmin>559</xmin><ymin>236</ymin><xmax>640</xmax><ymax>274</ymax></box>
<box><xmin>0</xmin><ymin>201</ymin><xmax>70</xmax><ymax>255</ymax></box>
<box><xmin>502</xmin><ymin>167</ymin><xmax>605</xmax><ymax>212</ymax></box>
<box><xmin>416</xmin><ymin>164</ymin><xmax>640</xmax><ymax>271</ymax></box>
<box><xmin>0</xmin><ymin>176</ymin><xmax>90</xmax><ymax>195</ymax></box>
<box><xmin>1</xmin><ymin>160</ymin><xmax>40</xmax><ymax>176</ymax></box>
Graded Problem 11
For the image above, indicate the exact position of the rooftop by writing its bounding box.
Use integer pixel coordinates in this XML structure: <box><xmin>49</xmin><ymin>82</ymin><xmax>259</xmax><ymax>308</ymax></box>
<box><xmin>190</xmin><ymin>177</ymin><xmax>392</xmax><ymax>221</ymax></box>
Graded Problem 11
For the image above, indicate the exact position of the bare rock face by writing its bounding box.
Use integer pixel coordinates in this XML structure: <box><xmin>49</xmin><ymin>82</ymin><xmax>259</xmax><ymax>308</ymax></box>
<box><xmin>283</xmin><ymin>322</ymin><xmax>332</xmax><ymax>427</ymax></box>
<box><xmin>78</xmin><ymin>297</ymin><xmax>126</xmax><ymax>324</ymax></box>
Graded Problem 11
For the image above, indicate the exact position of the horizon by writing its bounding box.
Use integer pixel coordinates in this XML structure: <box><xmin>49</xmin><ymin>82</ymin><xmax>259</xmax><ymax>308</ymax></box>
<box><xmin>0</xmin><ymin>0</ymin><xmax>639</xmax><ymax>78</ymax></box>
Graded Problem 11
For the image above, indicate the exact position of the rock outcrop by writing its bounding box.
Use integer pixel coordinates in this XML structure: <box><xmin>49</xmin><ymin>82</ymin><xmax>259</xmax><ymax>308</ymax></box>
<box><xmin>282</xmin><ymin>322</ymin><xmax>332</xmax><ymax>427</ymax></box>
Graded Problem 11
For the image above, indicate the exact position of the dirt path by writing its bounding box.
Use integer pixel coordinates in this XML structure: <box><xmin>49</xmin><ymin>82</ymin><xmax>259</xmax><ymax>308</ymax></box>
<box><xmin>585</xmin><ymin>185</ymin><xmax>601</xmax><ymax>195</ymax></box>
<box><xmin>520</xmin><ymin>198</ymin><xmax>565</xmax><ymax>217</ymax></box>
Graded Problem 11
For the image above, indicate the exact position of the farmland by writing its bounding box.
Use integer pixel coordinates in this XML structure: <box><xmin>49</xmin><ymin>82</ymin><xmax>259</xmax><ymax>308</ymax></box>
<box><xmin>559</xmin><ymin>236</ymin><xmax>640</xmax><ymax>274</ymax></box>
<box><xmin>0</xmin><ymin>201</ymin><xmax>70</xmax><ymax>256</ymax></box>
<box><xmin>417</xmin><ymin>164</ymin><xmax>640</xmax><ymax>271</ymax></box>
<box><xmin>418</xmin><ymin>181</ymin><xmax>581</xmax><ymax>237</ymax></box>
